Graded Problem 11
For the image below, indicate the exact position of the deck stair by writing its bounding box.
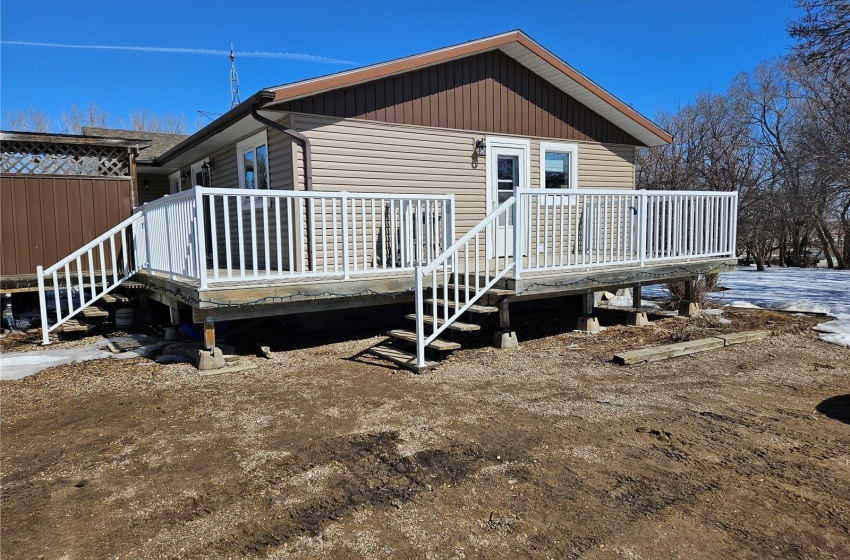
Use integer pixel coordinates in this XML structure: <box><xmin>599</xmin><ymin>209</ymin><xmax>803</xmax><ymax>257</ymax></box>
<box><xmin>366</xmin><ymin>284</ymin><xmax>514</xmax><ymax>372</ymax></box>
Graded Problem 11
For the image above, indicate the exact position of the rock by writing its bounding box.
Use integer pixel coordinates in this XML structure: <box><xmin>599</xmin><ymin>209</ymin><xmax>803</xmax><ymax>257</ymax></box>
<box><xmin>164</xmin><ymin>326</ymin><xmax>182</xmax><ymax>341</ymax></box>
<box><xmin>155</xmin><ymin>354</ymin><xmax>192</xmax><ymax>364</ymax></box>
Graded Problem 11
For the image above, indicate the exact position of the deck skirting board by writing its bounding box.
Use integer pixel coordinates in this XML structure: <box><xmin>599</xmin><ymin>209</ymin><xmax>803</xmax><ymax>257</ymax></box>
<box><xmin>137</xmin><ymin>257</ymin><xmax>737</xmax><ymax>323</ymax></box>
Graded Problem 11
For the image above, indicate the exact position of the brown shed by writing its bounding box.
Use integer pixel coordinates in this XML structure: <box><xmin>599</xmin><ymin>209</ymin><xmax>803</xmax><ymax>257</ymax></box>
<box><xmin>0</xmin><ymin>131</ymin><xmax>150</xmax><ymax>288</ymax></box>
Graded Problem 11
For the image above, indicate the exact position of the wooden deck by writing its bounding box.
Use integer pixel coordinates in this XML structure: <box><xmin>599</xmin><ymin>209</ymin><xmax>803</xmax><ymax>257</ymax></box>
<box><xmin>137</xmin><ymin>256</ymin><xmax>737</xmax><ymax>322</ymax></box>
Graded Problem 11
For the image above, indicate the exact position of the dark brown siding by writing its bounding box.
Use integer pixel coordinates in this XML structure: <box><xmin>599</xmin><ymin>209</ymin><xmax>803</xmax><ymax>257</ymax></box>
<box><xmin>279</xmin><ymin>50</ymin><xmax>642</xmax><ymax>145</ymax></box>
<box><xmin>0</xmin><ymin>175</ymin><xmax>133</xmax><ymax>277</ymax></box>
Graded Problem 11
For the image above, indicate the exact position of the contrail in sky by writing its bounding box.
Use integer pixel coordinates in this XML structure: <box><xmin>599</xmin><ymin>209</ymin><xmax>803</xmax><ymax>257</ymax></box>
<box><xmin>0</xmin><ymin>40</ymin><xmax>355</xmax><ymax>64</ymax></box>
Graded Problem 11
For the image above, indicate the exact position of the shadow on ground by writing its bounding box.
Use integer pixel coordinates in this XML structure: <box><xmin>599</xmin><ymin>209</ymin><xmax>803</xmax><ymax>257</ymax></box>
<box><xmin>816</xmin><ymin>394</ymin><xmax>850</xmax><ymax>425</ymax></box>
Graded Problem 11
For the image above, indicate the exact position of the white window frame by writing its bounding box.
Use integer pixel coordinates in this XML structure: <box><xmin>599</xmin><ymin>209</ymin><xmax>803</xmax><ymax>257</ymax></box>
<box><xmin>236</xmin><ymin>130</ymin><xmax>270</xmax><ymax>191</ymax></box>
<box><xmin>539</xmin><ymin>141</ymin><xmax>579</xmax><ymax>205</ymax></box>
<box><xmin>236</xmin><ymin>130</ymin><xmax>270</xmax><ymax>210</ymax></box>
<box><xmin>168</xmin><ymin>170</ymin><xmax>182</xmax><ymax>194</ymax></box>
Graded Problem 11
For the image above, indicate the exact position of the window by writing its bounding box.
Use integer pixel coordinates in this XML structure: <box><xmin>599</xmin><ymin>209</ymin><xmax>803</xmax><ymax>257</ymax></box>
<box><xmin>237</xmin><ymin>130</ymin><xmax>270</xmax><ymax>191</ymax></box>
<box><xmin>539</xmin><ymin>142</ymin><xmax>578</xmax><ymax>205</ymax></box>
<box><xmin>539</xmin><ymin>142</ymin><xmax>578</xmax><ymax>191</ymax></box>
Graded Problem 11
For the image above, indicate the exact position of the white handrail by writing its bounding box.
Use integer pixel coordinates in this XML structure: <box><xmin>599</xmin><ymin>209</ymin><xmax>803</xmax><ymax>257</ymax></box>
<box><xmin>414</xmin><ymin>197</ymin><xmax>516</xmax><ymax>367</ymax></box>
<box><xmin>37</xmin><ymin>212</ymin><xmax>145</xmax><ymax>344</ymax></box>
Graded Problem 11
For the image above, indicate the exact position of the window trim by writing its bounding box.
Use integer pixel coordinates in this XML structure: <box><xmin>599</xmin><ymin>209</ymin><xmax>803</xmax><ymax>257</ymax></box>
<box><xmin>539</xmin><ymin>141</ymin><xmax>578</xmax><ymax>204</ymax></box>
<box><xmin>236</xmin><ymin>130</ymin><xmax>270</xmax><ymax>191</ymax></box>
<box><xmin>168</xmin><ymin>170</ymin><xmax>182</xmax><ymax>194</ymax></box>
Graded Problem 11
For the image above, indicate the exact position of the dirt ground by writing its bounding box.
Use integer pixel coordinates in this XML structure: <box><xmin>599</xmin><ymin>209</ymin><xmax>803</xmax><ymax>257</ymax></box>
<box><xmin>2</xmin><ymin>304</ymin><xmax>849</xmax><ymax>559</ymax></box>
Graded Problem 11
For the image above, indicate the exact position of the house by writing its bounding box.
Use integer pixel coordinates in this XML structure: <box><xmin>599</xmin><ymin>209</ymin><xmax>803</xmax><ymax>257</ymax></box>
<box><xmin>31</xmin><ymin>31</ymin><xmax>739</xmax><ymax>371</ymax></box>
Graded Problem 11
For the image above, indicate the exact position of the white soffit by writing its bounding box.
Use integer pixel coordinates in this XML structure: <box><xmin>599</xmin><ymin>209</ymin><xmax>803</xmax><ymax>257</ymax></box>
<box><xmin>159</xmin><ymin>114</ymin><xmax>276</xmax><ymax>171</ymax></box>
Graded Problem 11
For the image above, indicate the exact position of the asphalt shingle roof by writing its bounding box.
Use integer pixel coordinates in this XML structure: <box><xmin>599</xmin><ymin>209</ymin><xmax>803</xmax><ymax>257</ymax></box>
<box><xmin>82</xmin><ymin>127</ymin><xmax>189</xmax><ymax>159</ymax></box>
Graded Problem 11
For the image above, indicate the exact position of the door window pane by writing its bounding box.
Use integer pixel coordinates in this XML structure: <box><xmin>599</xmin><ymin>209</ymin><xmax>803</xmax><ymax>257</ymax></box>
<box><xmin>496</xmin><ymin>154</ymin><xmax>519</xmax><ymax>226</ymax></box>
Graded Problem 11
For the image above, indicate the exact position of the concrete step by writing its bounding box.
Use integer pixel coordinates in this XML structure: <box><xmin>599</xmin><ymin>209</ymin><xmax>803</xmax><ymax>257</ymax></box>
<box><xmin>387</xmin><ymin>329</ymin><xmax>461</xmax><ymax>351</ymax></box>
<box><xmin>404</xmin><ymin>314</ymin><xmax>480</xmax><ymax>332</ymax></box>
<box><xmin>366</xmin><ymin>344</ymin><xmax>438</xmax><ymax>372</ymax></box>
<box><xmin>425</xmin><ymin>299</ymin><xmax>498</xmax><ymax>314</ymax></box>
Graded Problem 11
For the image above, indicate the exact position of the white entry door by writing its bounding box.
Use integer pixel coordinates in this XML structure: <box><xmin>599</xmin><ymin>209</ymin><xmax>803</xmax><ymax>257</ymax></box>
<box><xmin>487</xmin><ymin>137</ymin><xmax>530</xmax><ymax>257</ymax></box>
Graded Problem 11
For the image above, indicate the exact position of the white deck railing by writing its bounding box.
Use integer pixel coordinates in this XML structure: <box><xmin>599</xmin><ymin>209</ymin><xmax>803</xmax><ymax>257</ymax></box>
<box><xmin>135</xmin><ymin>187</ymin><xmax>455</xmax><ymax>288</ymax></box>
<box><xmin>36</xmin><ymin>184</ymin><xmax>737</xmax><ymax>352</ymax></box>
<box><xmin>515</xmin><ymin>189</ymin><xmax>738</xmax><ymax>276</ymax></box>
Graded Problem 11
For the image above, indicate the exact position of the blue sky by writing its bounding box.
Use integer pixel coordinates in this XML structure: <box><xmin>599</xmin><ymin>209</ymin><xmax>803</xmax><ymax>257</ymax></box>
<box><xmin>1</xmin><ymin>0</ymin><xmax>799</xmax><ymax>132</ymax></box>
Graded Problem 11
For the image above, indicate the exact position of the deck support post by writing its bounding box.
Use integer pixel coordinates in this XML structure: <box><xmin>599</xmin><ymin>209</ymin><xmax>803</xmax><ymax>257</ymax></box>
<box><xmin>169</xmin><ymin>306</ymin><xmax>180</xmax><ymax>325</ymax></box>
<box><xmin>627</xmin><ymin>284</ymin><xmax>649</xmax><ymax>326</ymax></box>
<box><xmin>196</xmin><ymin>315</ymin><xmax>225</xmax><ymax>370</ymax></box>
<box><xmin>493</xmin><ymin>297</ymin><xmax>518</xmax><ymax>349</ymax></box>
<box><xmin>576</xmin><ymin>289</ymin><xmax>600</xmax><ymax>333</ymax></box>
<box><xmin>203</xmin><ymin>315</ymin><xmax>215</xmax><ymax>350</ymax></box>
<box><xmin>678</xmin><ymin>277</ymin><xmax>701</xmax><ymax>317</ymax></box>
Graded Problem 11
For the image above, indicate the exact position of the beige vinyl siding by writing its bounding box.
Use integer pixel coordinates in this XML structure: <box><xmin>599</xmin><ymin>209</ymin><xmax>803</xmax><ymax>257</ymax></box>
<box><xmin>292</xmin><ymin>113</ymin><xmax>635</xmax><ymax>229</ymax></box>
<box><xmin>293</xmin><ymin>113</ymin><xmax>488</xmax><ymax>234</ymax></box>
<box><xmin>575</xmin><ymin>143</ymin><xmax>635</xmax><ymax>189</ymax></box>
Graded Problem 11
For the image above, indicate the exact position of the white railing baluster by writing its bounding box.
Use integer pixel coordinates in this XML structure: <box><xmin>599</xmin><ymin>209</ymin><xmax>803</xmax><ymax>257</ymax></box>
<box><xmin>273</xmin><ymin>197</ymin><xmax>282</xmax><ymax>276</ymax></box>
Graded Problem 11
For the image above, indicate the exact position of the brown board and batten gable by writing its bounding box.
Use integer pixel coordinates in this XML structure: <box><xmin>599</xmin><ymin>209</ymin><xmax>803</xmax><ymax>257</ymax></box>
<box><xmin>276</xmin><ymin>49</ymin><xmax>641</xmax><ymax>146</ymax></box>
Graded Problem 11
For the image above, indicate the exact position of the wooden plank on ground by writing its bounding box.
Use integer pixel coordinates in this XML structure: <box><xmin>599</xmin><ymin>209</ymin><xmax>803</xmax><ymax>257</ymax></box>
<box><xmin>715</xmin><ymin>330</ymin><xmax>770</xmax><ymax>346</ymax></box>
<box><xmin>613</xmin><ymin>338</ymin><xmax>725</xmax><ymax>365</ymax></box>
<box><xmin>613</xmin><ymin>330</ymin><xmax>771</xmax><ymax>365</ymax></box>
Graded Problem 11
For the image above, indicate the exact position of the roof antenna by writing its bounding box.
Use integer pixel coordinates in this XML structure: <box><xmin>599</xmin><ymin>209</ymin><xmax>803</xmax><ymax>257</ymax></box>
<box><xmin>230</xmin><ymin>42</ymin><xmax>241</xmax><ymax>108</ymax></box>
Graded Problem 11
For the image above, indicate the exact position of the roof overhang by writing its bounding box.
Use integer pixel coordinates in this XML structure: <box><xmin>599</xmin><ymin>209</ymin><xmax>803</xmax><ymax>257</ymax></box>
<box><xmin>153</xmin><ymin>90</ymin><xmax>276</xmax><ymax>170</ymax></box>
<box><xmin>264</xmin><ymin>31</ymin><xmax>672</xmax><ymax>147</ymax></box>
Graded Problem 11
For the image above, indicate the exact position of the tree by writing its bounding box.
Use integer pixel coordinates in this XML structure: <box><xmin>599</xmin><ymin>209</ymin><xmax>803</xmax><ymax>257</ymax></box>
<box><xmin>127</xmin><ymin>109</ymin><xmax>189</xmax><ymax>134</ymax></box>
<box><xmin>59</xmin><ymin>103</ymin><xmax>110</xmax><ymax>134</ymax></box>
<box><xmin>2</xmin><ymin>107</ymin><xmax>52</xmax><ymax>132</ymax></box>
<box><xmin>789</xmin><ymin>0</ymin><xmax>850</xmax><ymax>267</ymax></box>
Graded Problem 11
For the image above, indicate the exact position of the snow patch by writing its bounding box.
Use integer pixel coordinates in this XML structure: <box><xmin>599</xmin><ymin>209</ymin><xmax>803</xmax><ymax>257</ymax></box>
<box><xmin>605</xmin><ymin>295</ymin><xmax>660</xmax><ymax>308</ymax></box>
<box><xmin>716</xmin><ymin>267</ymin><xmax>850</xmax><ymax>348</ymax></box>
<box><xmin>0</xmin><ymin>335</ymin><xmax>167</xmax><ymax>381</ymax></box>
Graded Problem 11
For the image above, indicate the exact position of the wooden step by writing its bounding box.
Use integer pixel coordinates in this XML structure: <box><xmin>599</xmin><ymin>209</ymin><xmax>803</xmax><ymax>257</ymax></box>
<box><xmin>446</xmin><ymin>285</ymin><xmax>514</xmax><ymax>297</ymax></box>
<box><xmin>366</xmin><ymin>344</ymin><xmax>438</xmax><ymax>372</ymax></box>
<box><xmin>102</xmin><ymin>293</ymin><xmax>129</xmax><ymax>304</ymax></box>
<box><xmin>57</xmin><ymin>319</ymin><xmax>88</xmax><ymax>333</ymax></box>
<box><xmin>404</xmin><ymin>314</ymin><xmax>480</xmax><ymax>332</ymax></box>
<box><xmin>387</xmin><ymin>329</ymin><xmax>461</xmax><ymax>351</ymax></box>
<box><xmin>425</xmin><ymin>299</ymin><xmax>498</xmax><ymax>313</ymax></box>
<box><xmin>121</xmin><ymin>281</ymin><xmax>145</xmax><ymax>290</ymax></box>
<box><xmin>81</xmin><ymin>305</ymin><xmax>109</xmax><ymax>319</ymax></box>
